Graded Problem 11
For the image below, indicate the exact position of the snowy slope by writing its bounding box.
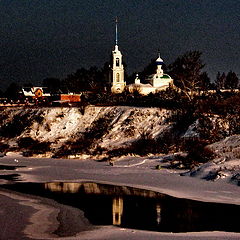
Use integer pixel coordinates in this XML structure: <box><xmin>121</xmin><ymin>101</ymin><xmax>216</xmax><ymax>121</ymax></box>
<box><xmin>0</xmin><ymin>106</ymin><xmax>239</xmax><ymax>185</ymax></box>
<box><xmin>0</xmin><ymin>106</ymin><xmax>173</xmax><ymax>155</ymax></box>
<box><xmin>184</xmin><ymin>135</ymin><xmax>240</xmax><ymax>183</ymax></box>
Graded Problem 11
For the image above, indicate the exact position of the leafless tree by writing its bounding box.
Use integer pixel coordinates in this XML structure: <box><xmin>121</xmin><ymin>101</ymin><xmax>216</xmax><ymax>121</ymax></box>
<box><xmin>168</xmin><ymin>51</ymin><xmax>205</xmax><ymax>101</ymax></box>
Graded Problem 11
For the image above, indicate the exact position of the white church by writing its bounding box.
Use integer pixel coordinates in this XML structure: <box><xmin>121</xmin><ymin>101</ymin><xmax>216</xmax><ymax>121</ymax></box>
<box><xmin>111</xmin><ymin>20</ymin><xmax>174</xmax><ymax>95</ymax></box>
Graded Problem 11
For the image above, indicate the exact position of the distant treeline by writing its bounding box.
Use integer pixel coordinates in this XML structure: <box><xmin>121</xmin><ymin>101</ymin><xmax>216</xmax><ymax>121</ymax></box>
<box><xmin>0</xmin><ymin>50</ymin><xmax>239</xmax><ymax>101</ymax></box>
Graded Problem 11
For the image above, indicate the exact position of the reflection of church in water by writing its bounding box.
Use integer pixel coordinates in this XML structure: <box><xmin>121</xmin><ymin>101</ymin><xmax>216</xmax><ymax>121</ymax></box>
<box><xmin>112</xmin><ymin>196</ymin><xmax>161</xmax><ymax>226</ymax></box>
<box><xmin>111</xmin><ymin>19</ymin><xmax>173</xmax><ymax>95</ymax></box>
<box><xmin>112</xmin><ymin>196</ymin><xmax>123</xmax><ymax>225</ymax></box>
<box><xmin>44</xmin><ymin>182</ymin><xmax>162</xmax><ymax>227</ymax></box>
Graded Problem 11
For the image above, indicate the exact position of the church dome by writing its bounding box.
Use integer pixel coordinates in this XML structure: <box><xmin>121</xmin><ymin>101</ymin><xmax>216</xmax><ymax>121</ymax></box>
<box><xmin>156</xmin><ymin>56</ymin><xmax>163</xmax><ymax>65</ymax></box>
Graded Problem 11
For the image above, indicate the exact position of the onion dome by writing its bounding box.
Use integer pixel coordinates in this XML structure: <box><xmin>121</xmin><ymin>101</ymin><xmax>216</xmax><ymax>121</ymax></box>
<box><xmin>156</xmin><ymin>51</ymin><xmax>164</xmax><ymax>65</ymax></box>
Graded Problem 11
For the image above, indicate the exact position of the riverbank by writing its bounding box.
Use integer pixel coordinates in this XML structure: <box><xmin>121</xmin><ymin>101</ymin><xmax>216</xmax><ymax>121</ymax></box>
<box><xmin>0</xmin><ymin>153</ymin><xmax>240</xmax><ymax>239</ymax></box>
<box><xmin>1</xmin><ymin>189</ymin><xmax>240</xmax><ymax>240</ymax></box>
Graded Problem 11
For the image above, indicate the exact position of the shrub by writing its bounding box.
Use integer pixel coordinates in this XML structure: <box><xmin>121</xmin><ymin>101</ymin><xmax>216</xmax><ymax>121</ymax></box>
<box><xmin>0</xmin><ymin>112</ymin><xmax>34</xmax><ymax>138</ymax></box>
<box><xmin>130</xmin><ymin>137</ymin><xmax>157</xmax><ymax>156</ymax></box>
<box><xmin>33</xmin><ymin>114</ymin><xmax>44</xmax><ymax>124</ymax></box>
<box><xmin>178</xmin><ymin>139</ymin><xmax>215</xmax><ymax>168</ymax></box>
<box><xmin>107</xmin><ymin>147</ymin><xmax>133</xmax><ymax>159</ymax></box>
<box><xmin>18</xmin><ymin>137</ymin><xmax>38</xmax><ymax>149</ymax></box>
<box><xmin>31</xmin><ymin>141</ymin><xmax>51</xmax><ymax>154</ymax></box>
<box><xmin>18</xmin><ymin>137</ymin><xmax>51</xmax><ymax>155</ymax></box>
<box><xmin>0</xmin><ymin>142</ymin><xmax>9</xmax><ymax>153</ymax></box>
<box><xmin>107</xmin><ymin>131</ymin><xmax>166</xmax><ymax>159</ymax></box>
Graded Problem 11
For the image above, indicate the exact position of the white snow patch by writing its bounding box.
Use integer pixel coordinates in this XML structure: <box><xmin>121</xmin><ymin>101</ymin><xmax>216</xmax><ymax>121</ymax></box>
<box><xmin>185</xmin><ymin>135</ymin><xmax>240</xmax><ymax>182</ymax></box>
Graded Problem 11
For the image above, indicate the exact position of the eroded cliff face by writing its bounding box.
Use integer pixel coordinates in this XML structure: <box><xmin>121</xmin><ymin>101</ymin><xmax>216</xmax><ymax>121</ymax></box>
<box><xmin>31</xmin><ymin>106</ymin><xmax>172</xmax><ymax>148</ymax></box>
<box><xmin>1</xmin><ymin>106</ymin><xmax>240</xmax><ymax>183</ymax></box>
<box><xmin>0</xmin><ymin>106</ymin><xmax>174</xmax><ymax>157</ymax></box>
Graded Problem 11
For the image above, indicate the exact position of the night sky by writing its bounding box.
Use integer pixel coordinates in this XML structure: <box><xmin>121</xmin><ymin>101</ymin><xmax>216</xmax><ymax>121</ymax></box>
<box><xmin>0</xmin><ymin>0</ymin><xmax>239</xmax><ymax>90</ymax></box>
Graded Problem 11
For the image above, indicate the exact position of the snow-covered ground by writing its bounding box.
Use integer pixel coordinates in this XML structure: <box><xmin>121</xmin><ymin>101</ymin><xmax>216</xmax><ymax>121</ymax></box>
<box><xmin>183</xmin><ymin>135</ymin><xmax>240</xmax><ymax>184</ymax></box>
<box><xmin>0</xmin><ymin>106</ymin><xmax>239</xmax><ymax>185</ymax></box>
<box><xmin>0</xmin><ymin>153</ymin><xmax>240</xmax><ymax>239</ymax></box>
<box><xmin>0</xmin><ymin>106</ymin><xmax>240</xmax><ymax>239</ymax></box>
<box><xmin>0</xmin><ymin>106</ymin><xmax>173</xmax><ymax>151</ymax></box>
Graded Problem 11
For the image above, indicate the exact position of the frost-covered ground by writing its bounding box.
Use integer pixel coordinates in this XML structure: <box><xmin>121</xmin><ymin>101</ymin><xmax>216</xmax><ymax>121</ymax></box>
<box><xmin>182</xmin><ymin>135</ymin><xmax>240</xmax><ymax>184</ymax></box>
<box><xmin>0</xmin><ymin>106</ymin><xmax>239</xmax><ymax>185</ymax></box>
<box><xmin>0</xmin><ymin>153</ymin><xmax>240</xmax><ymax>240</ymax></box>
<box><xmin>0</xmin><ymin>106</ymin><xmax>240</xmax><ymax>239</ymax></box>
<box><xmin>0</xmin><ymin>106</ymin><xmax>172</xmax><ymax>151</ymax></box>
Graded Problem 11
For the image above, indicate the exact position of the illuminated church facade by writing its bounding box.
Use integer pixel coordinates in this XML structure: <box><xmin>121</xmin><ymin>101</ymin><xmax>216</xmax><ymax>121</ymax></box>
<box><xmin>111</xmin><ymin>20</ymin><xmax>173</xmax><ymax>95</ymax></box>
<box><xmin>111</xmin><ymin>19</ymin><xmax>126</xmax><ymax>93</ymax></box>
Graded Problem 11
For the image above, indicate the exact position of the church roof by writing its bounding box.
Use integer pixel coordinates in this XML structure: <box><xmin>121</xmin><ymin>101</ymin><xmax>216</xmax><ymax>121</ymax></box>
<box><xmin>146</xmin><ymin>74</ymin><xmax>172</xmax><ymax>80</ymax></box>
<box><xmin>161</xmin><ymin>74</ymin><xmax>171</xmax><ymax>79</ymax></box>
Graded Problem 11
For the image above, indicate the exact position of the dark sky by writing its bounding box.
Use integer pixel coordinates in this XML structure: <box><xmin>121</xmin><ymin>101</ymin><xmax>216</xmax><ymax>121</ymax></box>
<box><xmin>0</xmin><ymin>0</ymin><xmax>239</xmax><ymax>90</ymax></box>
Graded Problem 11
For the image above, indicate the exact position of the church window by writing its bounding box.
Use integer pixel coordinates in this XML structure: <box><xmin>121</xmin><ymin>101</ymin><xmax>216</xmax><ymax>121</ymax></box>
<box><xmin>116</xmin><ymin>58</ymin><xmax>120</xmax><ymax>66</ymax></box>
<box><xmin>116</xmin><ymin>73</ymin><xmax>120</xmax><ymax>82</ymax></box>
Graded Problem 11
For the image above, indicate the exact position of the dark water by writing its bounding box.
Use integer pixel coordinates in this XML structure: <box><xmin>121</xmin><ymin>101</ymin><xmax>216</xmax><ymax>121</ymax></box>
<box><xmin>1</xmin><ymin>182</ymin><xmax>240</xmax><ymax>233</ymax></box>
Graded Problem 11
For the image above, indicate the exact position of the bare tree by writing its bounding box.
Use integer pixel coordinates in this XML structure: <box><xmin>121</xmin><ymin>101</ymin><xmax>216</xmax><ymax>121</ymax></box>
<box><xmin>215</xmin><ymin>72</ymin><xmax>226</xmax><ymax>90</ymax></box>
<box><xmin>168</xmin><ymin>51</ymin><xmax>205</xmax><ymax>101</ymax></box>
<box><xmin>225</xmin><ymin>71</ymin><xmax>239</xmax><ymax>89</ymax></box>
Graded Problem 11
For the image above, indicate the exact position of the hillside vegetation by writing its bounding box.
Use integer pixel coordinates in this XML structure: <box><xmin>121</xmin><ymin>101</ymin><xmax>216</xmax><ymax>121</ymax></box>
<box><xmin>0</xmin><ymin>90</ymin><xmax>239</xmax><ymax>184</ymax></box>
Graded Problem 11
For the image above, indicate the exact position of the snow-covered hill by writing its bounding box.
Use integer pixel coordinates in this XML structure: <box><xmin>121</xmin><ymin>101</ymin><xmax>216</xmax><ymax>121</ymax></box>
<box><xmin>0</xmin><ymin>106</ymin><xmax>173</xmax><ymax>156</ymax></box>
<box><xmin>0</xmin><ymin>106</ymin><xmax>239</xmax><ymax>185</ymax></box>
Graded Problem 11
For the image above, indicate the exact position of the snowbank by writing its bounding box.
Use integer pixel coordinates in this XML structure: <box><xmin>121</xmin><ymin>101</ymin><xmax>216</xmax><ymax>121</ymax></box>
<box><xmin>184</xmin><ymin>135</ymin><xmax>240</xmax><ymax>184</ymax></box>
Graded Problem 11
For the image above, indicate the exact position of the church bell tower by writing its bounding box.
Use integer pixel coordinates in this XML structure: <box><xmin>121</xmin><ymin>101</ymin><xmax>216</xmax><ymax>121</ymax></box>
<box><xmin>111</xmin><ymin>18</ymin><xmax>126</xmax><ymax>93</ymax></box>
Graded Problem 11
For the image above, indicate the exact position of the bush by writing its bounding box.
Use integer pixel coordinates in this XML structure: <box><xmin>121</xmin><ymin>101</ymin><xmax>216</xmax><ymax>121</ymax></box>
<box><xmin>18</xmin><ymin>137</ymin><xmax>51</xmax><ymax>155</ymax></box>
<box><xmin>34</xmin><ymin>114</ymin><xmax>44</xmax><ymax>124</ymax></box>
<box><xmin>107</xmin><ymin>131</ymin><xmax>169</xmax><ymax>159</ymax></box>
<box><xmin>0</xmin><ymin>112</ymin><xmax>35</xmax><ymax>138</ymax></box>
<box><xmin>123</xmin><ymin>131</ymin><xmax>157</xmax><ymax>156</ymax></box>
<box><xmin>30</xmin><ymin>141</ymin><xmax>51</xmax><ymax>154</ymax></box>
<box><xmin>0</xmin><ymin>142</ymin><xmax>9</xmax><ymax>153</ymax></box>
<box><xmin>178</xmin><ymin>139</ymin><xmax>215</xmax><ymax>168</ymax></box>
<box><xmin>18</xmin><ymin>137</ymin><xmax>38</xmax><ymax>149</ymax></box>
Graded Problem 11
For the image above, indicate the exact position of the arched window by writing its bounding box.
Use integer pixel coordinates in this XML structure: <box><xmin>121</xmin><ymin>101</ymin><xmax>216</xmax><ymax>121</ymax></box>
<box><xmin>116</xmin><ymin>73</ymin><xmax>120</xmax><ymax>82</ymax></box>
<box><xmin>116</xmin><ymin>58</ymin><xmax>120</xmax><ymax>67</ymax></box>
